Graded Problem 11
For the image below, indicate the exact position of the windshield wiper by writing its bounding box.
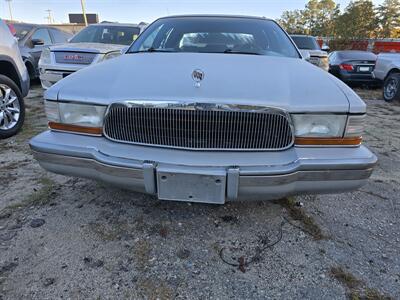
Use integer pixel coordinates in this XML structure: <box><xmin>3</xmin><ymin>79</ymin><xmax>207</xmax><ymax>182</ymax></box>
<box><xmin>130</xmin><ymin>47</ymin><xmax>175</xmax><ymax>53</ymax></box>
<box><xmin>223</xmin><ymin>49</ymin><xmax>261</xmax><ymax>55</ymax></box>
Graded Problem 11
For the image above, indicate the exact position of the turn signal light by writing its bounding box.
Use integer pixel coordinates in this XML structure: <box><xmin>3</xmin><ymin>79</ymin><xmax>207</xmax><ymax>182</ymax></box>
<box><xmin>48</xmin><ymin>122</ymin><xmax>103</xmax><ymax>135</ymax></box>
<box><xmin>295</xmin><ymin>136</ymin><xmax>362</xmax><ymax>146</ymax></box>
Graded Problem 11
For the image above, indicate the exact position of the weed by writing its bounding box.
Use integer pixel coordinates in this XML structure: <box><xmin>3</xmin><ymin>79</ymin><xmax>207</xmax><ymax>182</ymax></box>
<box><xmin>278</xmin><ymin>197</ymin><xmax>325</xmax><ymax>240</ymax></box>
<box><xmin>331</xmin><ymin>266</ymin><xmax>361</xmax><ymax>289</ymax></box>
<box><xmin>330</xmin><ymin>266</ymin><xmax>393</xmax><ymax>300</ymax></box>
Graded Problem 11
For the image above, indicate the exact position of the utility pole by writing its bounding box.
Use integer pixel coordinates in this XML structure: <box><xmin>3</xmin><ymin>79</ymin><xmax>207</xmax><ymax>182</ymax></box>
<box><xmin>5</xmin><ymin>0</ymin><xmax>13</xmax><ymax>21</ymax></box>
<box><xmin>80</xmin><ymin>0</ymin><xmax>88</xmax><ymax>26</ymax></box>
<box><xmin>45</xmin><ymin>9</ymin><xmax>53</xmax><ymax>24</ymax></box>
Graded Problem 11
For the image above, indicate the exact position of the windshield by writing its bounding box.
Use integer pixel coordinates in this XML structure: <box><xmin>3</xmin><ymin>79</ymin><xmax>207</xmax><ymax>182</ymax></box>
<box><xmin>12</xmin><ymin>23</ymin><xmax>34</xmax><ymax>40</ymax></box>
<box><xmin>291</xmin><ymin>36</ymin><xmax>320</xmax><ymax>50</ymax></box>
<box><xmin>129</xmin><ymin>17</ymin><xmax>300</xmax><ymax>58</ymax></box>
<box><xmin>70</xmin><ymin>25</ymin><xmax>140</xmax><ymax>45</ymax></box>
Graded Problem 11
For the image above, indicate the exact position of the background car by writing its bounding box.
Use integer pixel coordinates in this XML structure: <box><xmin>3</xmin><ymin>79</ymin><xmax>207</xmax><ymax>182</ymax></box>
<box><xmin>328</xmin><ymin>50</ymin><xmax>378</xmax><ymax>87</ymax></box>
<box><xmin>291</xmin><ymin>34</ymin><xmax>329</xmax><ymax>71</ymax></box>
<box><xmin>38</xmin><ymin>23</ymin><xmax>145</xmax><ymax>89</ymax></box>
<box><xmin>373</xmin><ymin>53</ymin><xmax>400</xmax><ymax>102</ymax></box>
<box><xmin>0</xmin><ymin>19</ymin><xmax>30</xmax><ymax>139</ymax></box>
<box><xmin>7</xmin><ymin>22</ymin><xmax>72</xmax><ymax>81</ymax></box>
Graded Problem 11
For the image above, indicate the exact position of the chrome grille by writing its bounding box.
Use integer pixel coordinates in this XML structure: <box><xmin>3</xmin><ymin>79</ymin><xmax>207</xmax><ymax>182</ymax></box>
<box><xmin>54</xmin><ymin>51</ymin><xmax>97</xmax><ymax>65</ymax></box>
<box><xmin>103</xmin><ymin>105</ymin><xmax>294</xmax><ymax>150</ymax></box>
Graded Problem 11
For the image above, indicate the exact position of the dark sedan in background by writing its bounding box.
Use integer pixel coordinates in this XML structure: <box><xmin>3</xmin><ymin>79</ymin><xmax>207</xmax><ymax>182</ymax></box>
<box><xmin>328</xmin><ymin>50</ymin><xmax>378</xmax><ymax>86</ymax></box>
<box><xmin>7</xmin><ymin>23</ymin><xmax>72</xmax><ymax>80</ymax></box>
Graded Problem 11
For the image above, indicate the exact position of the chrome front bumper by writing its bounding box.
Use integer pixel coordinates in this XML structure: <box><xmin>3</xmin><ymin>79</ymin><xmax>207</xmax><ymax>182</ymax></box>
<box><xmin>30</xmin><ymin>131</ymin><xmax>377</xmax><ymax>204</ymax></box>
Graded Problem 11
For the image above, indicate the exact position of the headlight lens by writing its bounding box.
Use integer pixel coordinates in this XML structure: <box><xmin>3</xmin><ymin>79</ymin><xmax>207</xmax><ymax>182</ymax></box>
<box><xmin>58</xmin><ymin>103</ymin><xmax>106</xmax><ymax>127</ymax></box>
<box><xmin>292</xmin><ymin>114</ymin><xmax>347</xmax><ymax>137</ymax></box>
<box><xmin>39</xmin><ymin>47</ymin><xmax>51</xmax><ymax>65</ymax></box>
<box><xmin>102</xmin><ymin>51</ymin><xmax>121</xmax><ymax>61</ymax></box>
<box><xmin>44</xmin><ymin>100</ymin><xmax>107</xmax><ymax>134</ymax></box>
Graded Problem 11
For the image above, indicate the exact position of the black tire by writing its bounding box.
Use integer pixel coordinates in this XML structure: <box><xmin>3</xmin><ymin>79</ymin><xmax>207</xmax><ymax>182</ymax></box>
<box><xmin>0</xmin><ymin>74</ymin><xmax>25</xmax><ymax>139</ymax></box>
<box><xmin>383</xmin><ymin>73</ymin><xmax>400</xmax><ymax>102</ymax></box>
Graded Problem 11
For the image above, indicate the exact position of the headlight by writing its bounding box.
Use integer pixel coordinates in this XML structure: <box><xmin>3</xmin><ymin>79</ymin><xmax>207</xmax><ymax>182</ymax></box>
<box><xmin>292</xmin><ymin>114</ymin><xmax>347</xmax><ymax>137</ymax></box>
<box><xmin>39</xmin><ymin>47</ymin><xmax>51</xmax><ymax>65</ymax></box>
<box><xmin>292</xmin><ymin>114</ymin><xmax>363</xmax><ymax>146</ymax></box>
<box><xmin>102</xmin><ymin>51</ymin><xmax>121</xmax><ymax>61</ymax></box>
<box><xmin>44</xmin><ymin>100</ymin><xmax>107</xmax><ymax>135</ymax></box>
<box><xmin>319</xmin><ymin>57</ymin><xmax>329</xmax><ymax>70</ymax></box>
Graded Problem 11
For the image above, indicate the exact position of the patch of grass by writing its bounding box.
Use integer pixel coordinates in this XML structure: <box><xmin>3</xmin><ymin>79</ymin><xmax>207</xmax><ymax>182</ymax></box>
<box><xmin>133</xmin><ymin>240</ymin><xmax>151</xmax><ymax>270</ymax></box>
<box><xmin>279</xmin><ymin>197</ymin><xmax>325</xmax><ymax>240</ymax></box>
<box><xmin>330</xmin><ymin>266</ymin><xmax>393</xmax><ymax>300</ymax></box>
<box><xmin>365</xmin><ymin>288</ymin><xmax>393</xmax><ymax>300</ymax></box>
<box><xmin>331</xmin><ymin>266</ymin><xmax>361</xmax><ymax>289</ymax></box>
<box><xmin>0</xmin><ymin>177</ymin><xmax>56</xmax><ymax>216</ymax></box>
<box><xmin>138</xmin><ymin>278</ymin><xmax>174</xmax><ymax>300</ymax></box>
<box><xmin>88</xmin><ymin>222</ymin><xmax>129</xmax><ymax>241</ymax></box>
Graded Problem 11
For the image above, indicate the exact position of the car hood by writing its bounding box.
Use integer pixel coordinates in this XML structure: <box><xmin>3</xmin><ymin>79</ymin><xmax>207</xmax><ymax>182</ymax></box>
<box><xmin>49</xmin><ymin>52</ymin><xmax>357</xmax><ymax>113</ymax></box>
<box><xmin>302</xmin><ymin>49</ymin><xmax>328</xmax><ymax>58</ymax></box>
<box><xmin>49</xmin><ymin>42</ymin><xmax>124</xmax><ymax>54</ymax></box>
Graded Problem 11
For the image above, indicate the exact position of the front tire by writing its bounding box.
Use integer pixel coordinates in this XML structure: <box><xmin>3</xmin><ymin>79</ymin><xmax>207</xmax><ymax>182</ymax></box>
<box><xmin>383</xmin><ymin>73</ymin><xmax>400</xmax><ymax>102</ymax></box>
<box><xmin>0</xmin><ymin>75</ymin><xmax>25</xmax><ymax>139</ymax></box>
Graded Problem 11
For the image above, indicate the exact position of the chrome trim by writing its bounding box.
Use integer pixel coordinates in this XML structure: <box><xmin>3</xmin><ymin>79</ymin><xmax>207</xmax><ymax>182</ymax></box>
<box><xmin>31</xmin><ymin>150</ymin><xmax>374</xmax><ymax>202</ymax></box>
<box><xmin>103</xmin><ymin>101</ymin><xmax>295</xmax><ymax>151</ymax></box>
<box><xmin>44</xmin><ymin>99</ymin><xmax>109</xmax><ymax>107</ymax></box>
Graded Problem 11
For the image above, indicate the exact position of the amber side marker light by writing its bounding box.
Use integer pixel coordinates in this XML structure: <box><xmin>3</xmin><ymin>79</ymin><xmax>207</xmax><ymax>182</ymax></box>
<box><xmin>48</xmin><ymin>122</ymin><xmax>103</xmax><ymax>135</ymax></box>
<box><xmin>295</xmin><ymin>136</ymin><xmax>362</xmax><ymax>146</ymax></box>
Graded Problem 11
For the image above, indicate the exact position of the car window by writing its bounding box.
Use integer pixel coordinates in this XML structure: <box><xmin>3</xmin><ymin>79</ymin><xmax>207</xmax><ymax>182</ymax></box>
<box><xmin>130</xmin><ymin>17</ymin><xmax>300</xmax><ymax>58</ymax></box>
<box><xmin>70</xmin><ymin>25</ymin><xmax>140</xmax><ymax>45</ymax></box>
<box><xmin>291</xmin><ymin>36</ymin><xmax>320</xmax><ymax>50</ymax></box>
<box><xmin>50</xmin><ymin>28</ymin><xmax>71</xmax><ymax>43</ymax></box>
<box><xmin>31</xmin><ymin>28</ymin><xmax>52</xmax><ymax>45</ymax></box>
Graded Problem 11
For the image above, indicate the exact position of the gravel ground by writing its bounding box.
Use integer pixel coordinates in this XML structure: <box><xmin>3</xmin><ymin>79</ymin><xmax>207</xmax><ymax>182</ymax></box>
<box><xmin>0</xmin><ymin>85</ymin><xmax>399</xmax><ymax>300</ymax></box>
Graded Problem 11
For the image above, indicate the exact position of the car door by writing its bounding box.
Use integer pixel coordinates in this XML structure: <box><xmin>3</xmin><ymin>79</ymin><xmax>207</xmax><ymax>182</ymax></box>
<box><xmin>29</xmin><ymin>28</ymin><xmax>53</xmax><ymax>69</ymax></box>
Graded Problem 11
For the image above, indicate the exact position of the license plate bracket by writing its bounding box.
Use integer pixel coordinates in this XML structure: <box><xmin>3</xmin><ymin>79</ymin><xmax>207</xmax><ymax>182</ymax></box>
<box><xmin>157</xmin><ymin>168</ymin><xmax>226</xmax><ymax>204</ymax></box>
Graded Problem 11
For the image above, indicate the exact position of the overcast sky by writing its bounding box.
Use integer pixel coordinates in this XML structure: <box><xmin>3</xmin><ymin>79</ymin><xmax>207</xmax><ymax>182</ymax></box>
<box><xmin>0</xmin><ymin>0</ymin><xmax>384</xmax><ymax>25</ymax></box>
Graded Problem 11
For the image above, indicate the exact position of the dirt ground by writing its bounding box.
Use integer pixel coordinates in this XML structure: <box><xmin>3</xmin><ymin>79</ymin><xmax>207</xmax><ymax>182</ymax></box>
<box><xmin>0</xmin><ymin>84</ymin><xmax>399</xmax><ymax>300</ymax></box>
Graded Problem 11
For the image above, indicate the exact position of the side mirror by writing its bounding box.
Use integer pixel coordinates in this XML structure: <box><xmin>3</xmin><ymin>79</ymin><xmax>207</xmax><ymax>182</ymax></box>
<box><xmin>299</xmin><ymin>49</ymin><xmax>311</xmax><ymax>61</ymax></box>
<box><xmin>321</xmin><ymin>45</ymin><xmax>330</xmax><ymax>52</ymax></box>
<box><xmin>32</xmin><ymin>38</ymin><xmax>45</xmax><ymax>46</ymax></box>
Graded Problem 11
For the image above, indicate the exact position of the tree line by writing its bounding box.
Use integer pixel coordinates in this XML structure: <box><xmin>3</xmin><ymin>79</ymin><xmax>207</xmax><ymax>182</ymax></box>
<box><xmin>278</xmin><ymin>0</ymin><xmax>400</xmax><ymax>39</ymax></box>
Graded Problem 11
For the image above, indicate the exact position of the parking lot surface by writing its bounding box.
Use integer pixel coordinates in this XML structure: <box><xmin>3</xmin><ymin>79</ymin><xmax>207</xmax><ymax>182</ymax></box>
<box><xmin>0</xmin><ymin>85</ymin><xmax>399</xmax><ymax>299</ymax></box>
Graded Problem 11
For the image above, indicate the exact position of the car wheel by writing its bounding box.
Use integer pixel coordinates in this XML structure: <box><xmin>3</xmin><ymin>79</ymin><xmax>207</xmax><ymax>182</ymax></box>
<box><xmin>383</xmin><ymin>73</ymin><xmax>400</xmax><ymax>102</ymax></box>
<box><xmin>0</xmin><ymin>75</ymin><xmax>25</xmax><ymax>139</ymax></box>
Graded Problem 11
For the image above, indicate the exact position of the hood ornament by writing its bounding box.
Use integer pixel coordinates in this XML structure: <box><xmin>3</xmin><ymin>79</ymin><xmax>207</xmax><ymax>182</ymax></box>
<box><xmin>192</xmin><ymin>69</ymin><xmax>204</xmax><ymax>88</ymax></box>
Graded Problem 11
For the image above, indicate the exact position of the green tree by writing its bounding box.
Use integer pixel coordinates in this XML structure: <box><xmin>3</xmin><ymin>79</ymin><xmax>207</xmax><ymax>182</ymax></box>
<box><xmin>335</xmin><ymin>0</ymin><xmax>379</xmax><ymax>39</ymax></box>
<box><xmin>377</xmin><ymin>0</ymin><xmax>400</xmax><ymax>37</ymax></box>
<box><xmin>303</xmin><ymin>0</ymin><xmax>340</xmax><ymax>37</ymax></box>
<box><xmin>278</xmin><ymin>0</ymin><xmax>340</xmax><ymax>37</ymax></box>
<box><xmin>278</xmin><ymin>9</ymin><xmax>307</xmax><ymax>34</ymax></box>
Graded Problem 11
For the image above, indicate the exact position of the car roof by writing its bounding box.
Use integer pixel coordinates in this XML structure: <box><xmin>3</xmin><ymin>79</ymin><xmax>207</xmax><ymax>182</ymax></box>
<box><xmin>10</xmin><ymin>23</ymin><xmax>63</xmax><ymax>30</ymax></box>
<box><xmin>156</xmin><ymin>14</ymin><xmax>273</xmax><ymax>21</ymax></box>
<box><xmin>90</xmin><ymin>23</ymin><xmax>142</xmax><ymax>27</ymax></box>
<box><xmin>334</xmin><ymin>50</ymin><xmax>377</xmax><ymax>60</ymax></box>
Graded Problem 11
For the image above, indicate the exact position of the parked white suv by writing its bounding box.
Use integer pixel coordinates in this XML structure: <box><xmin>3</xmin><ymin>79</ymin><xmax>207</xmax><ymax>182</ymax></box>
<box><xmin>0</xmin><ymin>19</ymin><xmax>30</xmax><ymax>139</ymax></box>
<box><xmin>39</xmin><ymin>23</ymin><xmax>145</xmax><ymax>89</ymax></box>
